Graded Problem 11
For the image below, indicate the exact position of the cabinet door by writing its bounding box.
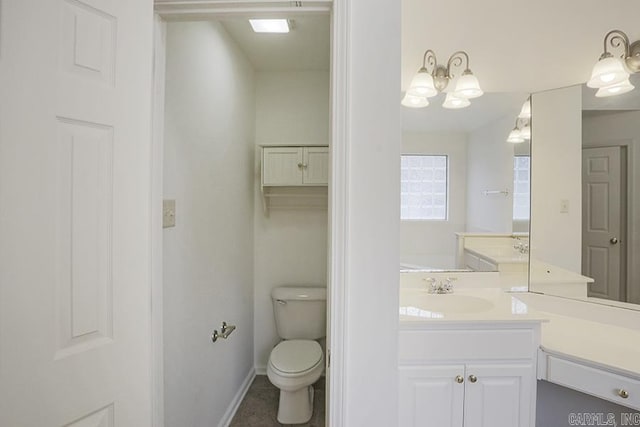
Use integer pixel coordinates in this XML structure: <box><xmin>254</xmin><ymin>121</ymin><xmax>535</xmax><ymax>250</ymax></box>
<box><xmin>303</xmin><ymin>146</ymin><xmax>329</xmax><ymax>185</ymax></box>
<box><xmin>463</xmin><ymin>364</ymin><xmax>534</xmax><ymax>427</ymax></box>
<box><xmin>262</xmin><ymin>147</ymin><xmax>303</xmax><ymax>185</ymax></box>
<box><xmin>399</xmin><ymin>365</ymin><xmax>465</xmax><ymax>427</ymax></box>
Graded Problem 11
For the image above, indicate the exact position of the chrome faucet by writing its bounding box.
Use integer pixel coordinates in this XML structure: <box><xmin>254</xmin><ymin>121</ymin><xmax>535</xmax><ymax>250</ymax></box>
<box><xmin>424</xmin><ymin>277</ymin><xmax>456</xmax><ymax>294</ymax></box>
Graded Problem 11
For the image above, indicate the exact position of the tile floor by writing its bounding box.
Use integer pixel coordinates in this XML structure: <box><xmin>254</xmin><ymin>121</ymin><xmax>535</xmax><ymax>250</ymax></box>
<box><xmin>229</xmin><ymin>375</ymin><xmax>325</xmax><ymax>427</ymax></box>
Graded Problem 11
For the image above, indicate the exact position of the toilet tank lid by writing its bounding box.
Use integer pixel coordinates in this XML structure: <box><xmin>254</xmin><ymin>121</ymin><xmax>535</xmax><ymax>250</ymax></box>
<box><xmin>271</xmin><ymin>286</ymin><xmax>326</xmax><ymax>301</ymax></box>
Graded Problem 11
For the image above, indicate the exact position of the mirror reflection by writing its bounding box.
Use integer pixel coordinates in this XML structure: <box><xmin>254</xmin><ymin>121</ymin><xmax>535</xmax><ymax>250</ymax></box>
<box><xmin>529</xmin><ymin>73</ymin><xmax>640</xmax><ymax>306</ymax></box>
<box><xmin>400</xmin><ymin>92</ymin><xmax>531</xmax><ymax>280</ymax></box>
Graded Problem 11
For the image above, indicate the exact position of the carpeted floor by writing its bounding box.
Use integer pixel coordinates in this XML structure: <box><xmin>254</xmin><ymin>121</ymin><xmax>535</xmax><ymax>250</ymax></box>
<box><xmin>229</xmin><ymin>375</ymin><xmax>325</xmax><ymax>427</ymax></box>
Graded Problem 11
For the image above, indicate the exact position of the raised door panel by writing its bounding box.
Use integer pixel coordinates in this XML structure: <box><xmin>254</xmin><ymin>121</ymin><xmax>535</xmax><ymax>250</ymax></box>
<box><xmin>0</xmin><ymin>1</ymin><xmax>153</xmax><ymax>426</ymax></box>
<box><xmin>399</xmin><ymin>365</ymin><xmax>465</xmax><ymax>427</ymax></box>
<box><xmin>303</xmin><ymin>146</ymin><xmax>329</xmax><ymax>185</ymax></box>
<box><xmin>262</xmin><ymin>147</ymin><xmax>303</xmax><ymax>186</ymax></box>
<box><xmin>463</xmin><ymin>364</ymin><xmax>534</xmax><ymax>427</ymax></box>
<box><xmin>582</xmin><ymin>146</ymin><xmax>623</xmax><ymax>301</ymax></box>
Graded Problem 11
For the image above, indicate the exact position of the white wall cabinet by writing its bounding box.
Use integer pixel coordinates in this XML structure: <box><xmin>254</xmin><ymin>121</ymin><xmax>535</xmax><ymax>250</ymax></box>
<box><xmin>399</xmin><ymin>325</ymin><xmax>539</xmax><ymax>427</ymax></box>
<box><xmin>262</xmin><ymin>146</ymin><xmax>329</xmax><ymax>186</ymax></box>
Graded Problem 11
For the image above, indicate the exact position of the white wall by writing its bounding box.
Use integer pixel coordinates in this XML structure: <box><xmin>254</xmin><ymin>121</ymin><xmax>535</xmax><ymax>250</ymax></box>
<box><xmin>255</xmin><ymin>71</ymin><xmax>330</xmax><ymax>145</ymax></box>
<box><xmin>583</xmin><ymin>110</ymin><xmax>640</xmax><ymax>304</ymax></box>
<box><xmin>530</xmin><ymin>85</ymin><xmax>582</xmax><ymax>278</ymax></box>
<box><xmin>253</xmin><ymin>70</ymin><xmax>330</xmax><ymax>371</ymax></box>
<box><xmin>163</xmin><ymin>21</ymin><xmax>255</xmax><ymax>427</ymax></box>
<box><xmin>401</xmin><ymin>131</ymin><xmax>468</xmax><ymax>268</ymax></box>
<box><xmin>466</xmin><ymin>115</ymin><xmax>517</xmax><ymax>233</ymax></box>
<box><xmin>341</xmin><ymin>0</ymin><xmax>400</xmax><ymax>425</ymax></box>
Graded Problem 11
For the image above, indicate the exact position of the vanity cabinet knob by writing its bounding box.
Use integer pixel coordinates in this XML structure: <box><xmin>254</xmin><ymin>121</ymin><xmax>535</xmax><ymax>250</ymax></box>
<box><xmin>469</xmin><ymin>375</ymin><xmax>478</xmax><ymax>383</ymax></box>
<box><xmin>455</xmin><ymin>375</ymin><xmax>464</xmax><ymax>384</ymax></box>
<box><xmin>610</xmin><ymin>237</ymin><xmax>619</xmax><ymax>245</ymax></box>
<box><xmin>618</xmin><ymin>389</ymin><xmax>629</xmax><ymax>399</ymax></box>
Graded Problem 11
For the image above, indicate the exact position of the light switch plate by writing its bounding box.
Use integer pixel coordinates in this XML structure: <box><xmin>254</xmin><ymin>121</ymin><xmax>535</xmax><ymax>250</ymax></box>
<box><xmin>163</xmin><ymin>199</ymin><xmax>176</xmax><ymax>228</ymax></box>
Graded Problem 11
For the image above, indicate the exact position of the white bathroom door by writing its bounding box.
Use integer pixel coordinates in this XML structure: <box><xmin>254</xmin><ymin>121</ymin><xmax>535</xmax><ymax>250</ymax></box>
<box><xmin>0</xmin><ymin>1</ymin><xmax>154</xmax><ymax>426</ymax></box>
<box><xmin>582</xmin><ymin>146</ymin><xmax>625</xmax><ymax>301</ymax></box>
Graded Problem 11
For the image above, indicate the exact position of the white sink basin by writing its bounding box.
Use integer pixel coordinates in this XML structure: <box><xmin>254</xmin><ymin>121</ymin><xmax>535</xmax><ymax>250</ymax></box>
<box><xmin>400</xmin><ymin>292</ymin><xmax>494</xmax><ymax>314</ymax></box>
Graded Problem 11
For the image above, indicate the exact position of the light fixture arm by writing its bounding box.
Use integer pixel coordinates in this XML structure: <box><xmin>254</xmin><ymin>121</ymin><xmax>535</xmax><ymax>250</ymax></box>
<box><xmin>600</xmin><ymin>29</ymin><xmax>640</xmax><ymax>73</ymax></box>
<box><xmin>446</xmin><ymin>50</ymin><xmax>471</xmax><ymax>78</ymax></box>
<box><xmin>421</xmin><ymin>49</ymin><xmax>438</xmax><ymax>73</ymax></box>
<box><xmin>602</xmin><ymin>29</ymin><xmax>630</xmax><ymax>59</ymax></box>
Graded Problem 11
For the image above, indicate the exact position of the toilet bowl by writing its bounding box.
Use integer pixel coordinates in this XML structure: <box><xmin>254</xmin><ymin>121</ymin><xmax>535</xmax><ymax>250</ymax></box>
<box><xmin>267</xmin><ymin>339</ymin><xmax>324</xmax><ymax>424</ymax></box>
<box><xmin>267</xmin><ymin>286</ymin><xmax>326</xmax><ymax>424</ymax></box>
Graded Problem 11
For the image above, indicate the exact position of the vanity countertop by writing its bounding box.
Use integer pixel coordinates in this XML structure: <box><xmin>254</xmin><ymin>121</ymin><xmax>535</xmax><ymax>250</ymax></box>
<box><xmin>399</xmin><ymin>284</ymin><xmax>640</xmax><ymax>377</ymax></box>
<box><xmin>463</xmin><ymin>244</ymin><xmax>529</xmax><ymax>265</ymax></box>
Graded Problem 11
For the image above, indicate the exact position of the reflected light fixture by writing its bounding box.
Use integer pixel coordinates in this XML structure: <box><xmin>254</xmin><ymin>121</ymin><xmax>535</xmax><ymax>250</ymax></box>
<box><xmin>403</xmin><ymin>49</ymin><xmax>483</xmax><ymax>109</ymax></box>
<box><xmin>518</xmin><ymin>97</ymin><xmax>531</xmax><ymax>119</ymax></box>
<box><xmin>249</xmin><ymin>19</ymin><xmax>290</xmax><ymax>33</ymax></box>
<box><xmin>587</xmin><ymin>30</ymin><xmax>640</xmax><ymax>97</ymax></box>
<box><xmin>507</xmin><ymin>117</ymin><xmax>530</xmax><ymax>144</ymax></box>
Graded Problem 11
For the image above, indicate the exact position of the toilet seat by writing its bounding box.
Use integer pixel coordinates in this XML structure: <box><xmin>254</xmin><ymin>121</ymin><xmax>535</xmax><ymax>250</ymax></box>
<box><xmin>269</xmin><ymin>340</ymin><xmax>323</xmax><ymax>376</ymax></box>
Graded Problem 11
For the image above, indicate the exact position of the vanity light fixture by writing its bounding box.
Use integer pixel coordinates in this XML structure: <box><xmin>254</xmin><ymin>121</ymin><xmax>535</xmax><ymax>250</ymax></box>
<box><xmin>249</xmin><ymin>19</ymin><xmax>290</xmax><ymax>33</ymax></box>
<box><xmin>403</xmin><ymin>49</ymin><xmax>483</xmax><ymax>109</ymax></box>
<box><xmin>401</xmin><ymin>93</ymin><xmax>430</xmax><ymax>108</ymax></box>
<box><xmin>518</xmin><ymin>97</ymin><xmax>531</xmax><ymax>119</ymax></box>
<box><xmin>587</xmin><ymin>29</ymin><xmax>640</xmax><ymax>97</ymax></box>
<box><xmin>507</xmin><ymin>118</ymin><xmax>530</xmax><ymax>144</ymax></box>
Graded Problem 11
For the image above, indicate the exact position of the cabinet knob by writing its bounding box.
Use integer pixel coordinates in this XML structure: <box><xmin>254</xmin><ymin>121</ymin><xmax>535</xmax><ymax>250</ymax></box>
<box><xmin>618</xmin><ymin>389</ymin><xmax>629</xmax><ymax>399</ymax></box>
<box><xmin>297</xmin><ymin>162</ymin><xmax>303</xmax><ymax>168</ymax></box>
<box><xmin>469</xmin><ymin>375</ymin><xmax>477</xmax><ymax>383</ymax></box>
<box><xmin>455</xmin><ymin>375</ymin><xmax>464</xmax><ymax>384</ymax></box>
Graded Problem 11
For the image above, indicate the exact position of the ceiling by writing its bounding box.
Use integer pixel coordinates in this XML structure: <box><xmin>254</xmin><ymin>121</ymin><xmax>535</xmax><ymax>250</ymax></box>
<box><xmin>402</xmin><ymin>0</ymin><xmax>640</xmax><ymax>94</ymax></box>
<box><xmin>213</xmin><ymin>1</ymin><xmax>640</xmax><ymax>129</ymax></box>
<box><xmin>219</xmin><ymin>15</ymin><xmax>330</xmax><ymax>71</ymax></box>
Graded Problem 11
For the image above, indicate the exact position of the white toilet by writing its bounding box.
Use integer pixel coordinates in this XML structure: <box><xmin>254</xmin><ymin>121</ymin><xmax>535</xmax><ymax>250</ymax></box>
<box><xmin>267</xmin><ymin>286</ymin><xmax>326</xmax><ymax>425</ymax></box>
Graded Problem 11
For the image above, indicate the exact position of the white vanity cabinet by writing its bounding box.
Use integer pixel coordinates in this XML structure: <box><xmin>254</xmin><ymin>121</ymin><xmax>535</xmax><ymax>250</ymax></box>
<box><xmin>399</xmin><ymin>323</ymin><xmax>540</xmax><ymax>427</ymax></box>
<box><xmin>261</xmin><ymin>145</ymin><xmax>328</xmax><ymax>186</ymax></box>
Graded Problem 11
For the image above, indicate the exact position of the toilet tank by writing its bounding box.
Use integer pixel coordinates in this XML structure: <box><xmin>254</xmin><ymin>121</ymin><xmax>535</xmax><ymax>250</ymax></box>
<box><xmin>272</xmin><ymin>286</ymin><xmax>327</xmax><ymax>340</ymax></box>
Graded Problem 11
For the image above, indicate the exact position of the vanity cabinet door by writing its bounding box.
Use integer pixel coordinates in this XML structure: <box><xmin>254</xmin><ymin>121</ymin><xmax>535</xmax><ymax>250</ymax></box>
<box><xmin>463</xmin><ymin>363</ymin><xmax>534</xmax><ymax>427</ymax></box>
<box><xmin>399</xmin><ymin>365</ymin><xmax>465</xmax><ymax>427</ymax></box>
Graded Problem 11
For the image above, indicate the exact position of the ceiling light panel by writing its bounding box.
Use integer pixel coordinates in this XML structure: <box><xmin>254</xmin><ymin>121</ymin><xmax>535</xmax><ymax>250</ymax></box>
<box><xmin>249</xmin><ymin>19</ymin><xmax>290</xmax><ymax>33</ymax></box>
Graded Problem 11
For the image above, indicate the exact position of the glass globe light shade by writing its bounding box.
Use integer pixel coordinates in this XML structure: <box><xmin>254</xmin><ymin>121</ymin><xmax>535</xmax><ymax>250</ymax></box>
<box><xmin>453</xmin><ymin>72</ymin><xmax>483</xmax><ymax>99</ymax></box>
<box><xmin>587</xmin><ymin>56</ymin><xmax>629</xmax><ymax>88</ymax></box>
<box><xmin>442</xmin><ymin>92</ymin><xmax>470</xmax><ymax>109</ymax></box>
<box><xmin>401</xmin><ymin>93</ymin><xmax>429</xmax><ymax>108</ymax></box>
<box><xmin>407</xmin><ymin>69</ymin><xmax>438</xmax><ymax>98</ymax></box>
<box><xmin>518</xmin><ymin>98</ymin><xmax>531</xmax><ymax>119</ymax></box>
<box><xmin>595</xmin><ymin>78</ymin><xmax>635</xmax><ymax>97</ymax></box>
<box><xmin>507</xmin><ymin>128</ymin><xmax>524</xmax><ymax>143</ymax></box>
<box><xmin>520</xmin><ymin>123</ymin><xmax>531</xmax><ymax>140</ymax></box>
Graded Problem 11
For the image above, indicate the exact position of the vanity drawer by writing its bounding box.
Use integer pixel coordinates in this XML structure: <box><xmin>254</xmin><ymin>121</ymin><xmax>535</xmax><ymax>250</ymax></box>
<box><xmin>399</xmin><ymin>328</ymin><xmax>537</xmax><ymax>362</ymax></box>
<box><xmin>546</xmin><ymin>355</ymin><xmax>640</xmax><ymax>410</ymax></box>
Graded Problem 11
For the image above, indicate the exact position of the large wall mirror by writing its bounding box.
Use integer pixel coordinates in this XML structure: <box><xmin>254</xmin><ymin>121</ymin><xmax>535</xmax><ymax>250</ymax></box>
<box><xmin>400</xmin><ymin>92</ymin><xmax>531</xmax><ymax>284</ymax></box>
<box><xmin>529</xmin><ymin>73</ymin><xmax>640</xmax><ymax>307</ymax></box>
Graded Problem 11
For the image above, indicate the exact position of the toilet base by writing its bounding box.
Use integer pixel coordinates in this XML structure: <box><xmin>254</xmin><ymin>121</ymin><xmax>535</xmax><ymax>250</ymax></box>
<box><xmin>276</xmin><ymin>384</ymin><xmax>314</xmax><ymax>425</ymax></box>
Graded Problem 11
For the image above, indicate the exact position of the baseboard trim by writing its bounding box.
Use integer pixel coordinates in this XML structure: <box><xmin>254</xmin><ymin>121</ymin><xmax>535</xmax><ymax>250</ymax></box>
<box><xmin>218</xmin><ymin>367</ymin><xmax>256</xmax><ymax>427</ymax></box>
<box><xmin>255</xmin><ymin>365</ymin><xmax>267</xmax><ymax>376</ymax></box>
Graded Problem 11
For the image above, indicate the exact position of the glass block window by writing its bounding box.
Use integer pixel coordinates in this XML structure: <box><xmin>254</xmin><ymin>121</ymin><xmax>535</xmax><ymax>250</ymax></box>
<box><xmin>401</xmin><ymin>155</ymin><xmax>448</xmax><ymax>220</ymax></box>
<box><xmin>513</xmin><ymin>156</ymin><xmax>531</xmax><ymax>220</ymax></box>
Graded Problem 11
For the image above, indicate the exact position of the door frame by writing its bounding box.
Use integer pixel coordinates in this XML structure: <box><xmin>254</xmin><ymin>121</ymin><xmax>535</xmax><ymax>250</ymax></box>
<box><xmin>582</xmin><ymin>138</ymin><xmax>638</xmax><ymax>303</ymax></box>
<box><xmin>150</xmin><ymin>2</ymin><xmax>349</xmax><ymax>426</ymax></box>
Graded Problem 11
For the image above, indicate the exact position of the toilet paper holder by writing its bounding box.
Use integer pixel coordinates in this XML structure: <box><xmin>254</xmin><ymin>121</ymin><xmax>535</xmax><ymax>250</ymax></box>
<box><xmin>211</xmin><ymin>321</ymin><xmax>236</xmax><ymax>343</ymax></box>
